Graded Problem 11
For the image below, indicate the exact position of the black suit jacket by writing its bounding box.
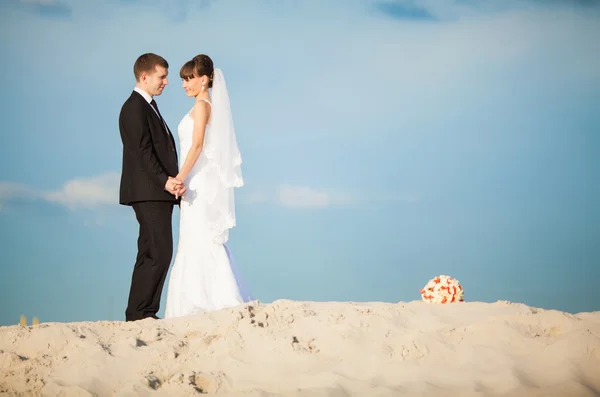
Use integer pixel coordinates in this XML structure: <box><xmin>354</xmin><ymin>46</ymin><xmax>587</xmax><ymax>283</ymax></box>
<box><xmin>118</xmin><ymin>90</ymin><xmax>179</xmax><ymax>206</ymax></box>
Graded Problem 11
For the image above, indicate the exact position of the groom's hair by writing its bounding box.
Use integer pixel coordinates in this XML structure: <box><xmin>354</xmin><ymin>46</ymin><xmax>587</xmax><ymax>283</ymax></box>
<box><xmin>133</xmin><ymin>53</ymin><xmax>169</xmax><ymax>81</ymax></box>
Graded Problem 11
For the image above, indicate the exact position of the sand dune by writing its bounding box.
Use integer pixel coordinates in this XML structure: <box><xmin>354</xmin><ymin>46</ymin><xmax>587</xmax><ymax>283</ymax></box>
<box><xmin>1</xmin><ymin>300</ymin><xmax>599</xmax><ymax>396</ymax></box>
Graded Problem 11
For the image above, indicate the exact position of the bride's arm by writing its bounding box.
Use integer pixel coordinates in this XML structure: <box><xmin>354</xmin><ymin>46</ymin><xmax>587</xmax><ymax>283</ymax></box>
<box><xmin>176</xmin><ymin>101</ymin><xmax>210</xmax><ymax>182</ymax></box>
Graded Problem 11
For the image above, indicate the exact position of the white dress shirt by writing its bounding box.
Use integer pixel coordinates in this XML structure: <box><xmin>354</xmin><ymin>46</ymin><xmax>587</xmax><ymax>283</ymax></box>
<box><xmin>134</xmin><ymin>87</ymin><xmax>169</xmax><ymax>134</ymax></box>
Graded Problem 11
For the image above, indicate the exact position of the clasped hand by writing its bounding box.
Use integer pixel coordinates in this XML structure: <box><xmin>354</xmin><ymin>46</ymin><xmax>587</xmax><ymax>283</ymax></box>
<box><xmin>165</xmin><ymin>177</ymin><xmax>186</xmax><ymax>199</ymax></box>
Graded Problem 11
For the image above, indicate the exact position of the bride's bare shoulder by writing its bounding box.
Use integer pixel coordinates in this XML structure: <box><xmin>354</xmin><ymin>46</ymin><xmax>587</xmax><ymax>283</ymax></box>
<box><xmin>190</xmin><ymin>99</ymin><xmax>210</xmax><ymax>122</ymax></box>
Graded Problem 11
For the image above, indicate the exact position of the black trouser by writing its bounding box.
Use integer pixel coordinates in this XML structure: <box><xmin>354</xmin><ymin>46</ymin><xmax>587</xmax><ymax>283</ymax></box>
<box><xmin>126</xmin><ymin>201</ymin><xmax>174</xmax><ymax>321</ymax></box>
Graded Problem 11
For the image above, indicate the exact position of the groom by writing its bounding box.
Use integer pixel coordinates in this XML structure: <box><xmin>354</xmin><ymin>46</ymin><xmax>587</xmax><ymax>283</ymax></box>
<box><xmin>118</xmin><ymin>53</ymin><xmax>185</xmax><ymax>321</ymax></box>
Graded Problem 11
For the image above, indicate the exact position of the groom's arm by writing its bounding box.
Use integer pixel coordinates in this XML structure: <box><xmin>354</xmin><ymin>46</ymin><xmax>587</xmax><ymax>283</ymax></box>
<box><xmin>120</xmin><ymin>102</ymin><xmax>169</xmax><ymax>190</ymax></box>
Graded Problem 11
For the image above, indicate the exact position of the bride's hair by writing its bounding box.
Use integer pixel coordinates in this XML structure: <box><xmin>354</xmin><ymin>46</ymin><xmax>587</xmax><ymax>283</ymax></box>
<box><xmin>180</xmin><ymin>54</ymin><xmax>214</xmax><ymax>88</ymax></box>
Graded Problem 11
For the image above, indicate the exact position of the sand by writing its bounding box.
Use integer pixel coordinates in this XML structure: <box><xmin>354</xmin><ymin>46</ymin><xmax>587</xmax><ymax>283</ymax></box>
<box><xmin>1</xmin><ymin>300</ymin><xmax>599</xmax><ymax>396</ymax></box>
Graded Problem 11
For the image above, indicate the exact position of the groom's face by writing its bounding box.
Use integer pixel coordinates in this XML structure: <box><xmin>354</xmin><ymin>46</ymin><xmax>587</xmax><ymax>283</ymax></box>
<box><xmin>143</xmin><ymin>65</ymin><xmax>169</xmax><ymax>97</ymax></box>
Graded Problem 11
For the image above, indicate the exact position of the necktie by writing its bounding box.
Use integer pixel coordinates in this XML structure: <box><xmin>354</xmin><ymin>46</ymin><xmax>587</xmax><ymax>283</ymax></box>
<box><xmin>150</xmin><ymin>99</ymin><xmax>169</xmax><ymax>134</ymax></box>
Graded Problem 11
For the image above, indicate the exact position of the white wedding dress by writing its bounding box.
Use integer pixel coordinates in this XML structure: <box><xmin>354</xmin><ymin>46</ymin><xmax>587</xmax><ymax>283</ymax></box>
<box><xmin>165</xmin><ymin>69</ymin><xmax>248</xmax><ymax>318</ymax></box>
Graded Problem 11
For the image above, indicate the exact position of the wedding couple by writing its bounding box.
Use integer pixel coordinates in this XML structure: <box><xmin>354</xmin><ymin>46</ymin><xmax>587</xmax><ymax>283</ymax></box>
<box><xmin>118</xmin><ymin>53</ymin><xmax>247</xmax><ymax>321</ymax></box>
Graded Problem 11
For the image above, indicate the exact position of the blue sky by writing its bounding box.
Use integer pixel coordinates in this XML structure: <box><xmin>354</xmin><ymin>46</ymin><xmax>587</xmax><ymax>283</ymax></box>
<box><xmin>0</xmin><ymin>0</ymin><xmax>598</xmax><ymax>325</ymax></box>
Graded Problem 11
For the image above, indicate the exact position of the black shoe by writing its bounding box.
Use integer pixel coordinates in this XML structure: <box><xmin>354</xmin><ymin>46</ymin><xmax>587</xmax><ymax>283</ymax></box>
<box><xmin>126</xmin><ymin>314</ymin><xmax>160</xmax><ymax>321</ymax></box>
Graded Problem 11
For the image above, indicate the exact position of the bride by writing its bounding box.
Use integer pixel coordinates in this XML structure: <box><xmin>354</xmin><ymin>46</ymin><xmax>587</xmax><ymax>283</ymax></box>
<box><xmin>165</xmin><ymin>54</ymin><xmax>250</xmax><ymax>318</ymax></box>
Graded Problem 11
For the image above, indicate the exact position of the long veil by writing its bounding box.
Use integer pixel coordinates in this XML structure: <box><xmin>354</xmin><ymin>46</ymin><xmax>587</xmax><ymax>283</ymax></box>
<box><xmin>204</xmin><ymin>68</ymin><xmax>253</xmax><ymax>302</ymax></box>
<box><xmin>203</xmin><ymin>68</ymin><xmax>244</xmax><ymax>245</ymax></box>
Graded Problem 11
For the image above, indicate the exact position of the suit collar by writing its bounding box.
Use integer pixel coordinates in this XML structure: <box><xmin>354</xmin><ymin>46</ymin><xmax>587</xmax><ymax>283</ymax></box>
<box><xmin>133</xmin><ymin>87</ymin><xmax>153</xmax><ymax>104</ymax></box>
<box><xmin>130</xmin><ymin>90</ymin><xmax>176</xmax><ymax>149</ymax></box>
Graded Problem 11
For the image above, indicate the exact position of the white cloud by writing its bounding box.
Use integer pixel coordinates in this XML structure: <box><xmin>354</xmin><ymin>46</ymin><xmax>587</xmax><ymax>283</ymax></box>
<box><xmin>239</xmin><ymin>185</ymin><xmax>343</xmax><ymax>209</ymax></box>
<box><xmin>43</xmin><ymin>172</ymin><xmax>120</xmax><ymax>210</ymax></box>
<box><xmin>0</xmin><ymin>172</ymin><xmax>120</xmax><ymax>211</ymax></box>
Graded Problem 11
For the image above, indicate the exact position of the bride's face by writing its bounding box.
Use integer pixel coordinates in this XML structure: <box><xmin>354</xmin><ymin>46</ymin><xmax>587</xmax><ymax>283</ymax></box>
<box><xmin>182</xmin><ymin>75</ymin><xmax>202</xmax><ymax>97</ymax></box>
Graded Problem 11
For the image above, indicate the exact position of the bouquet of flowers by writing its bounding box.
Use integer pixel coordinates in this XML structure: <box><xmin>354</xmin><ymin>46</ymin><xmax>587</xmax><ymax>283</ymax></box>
<box><xmin>420</xmin><ymin>275</ymin><xmax>464</xmax><ymax>304</ymax></box>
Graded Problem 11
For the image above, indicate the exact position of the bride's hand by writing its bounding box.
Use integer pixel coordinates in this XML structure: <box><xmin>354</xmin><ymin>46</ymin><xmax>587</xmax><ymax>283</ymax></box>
<box><xmin>173</xmin><ymin>175</ymin><xmax>187</xmax><ymax>199</ymax></box>
<box><xmin>166</xmin><ymin>176</ymin><xmax>186</xmax><ymax>198</ymax></box>
<box><xmin>175</xmin><ymin>185</ymin><xmax>186</xmax><ymax>199</ymax></box>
